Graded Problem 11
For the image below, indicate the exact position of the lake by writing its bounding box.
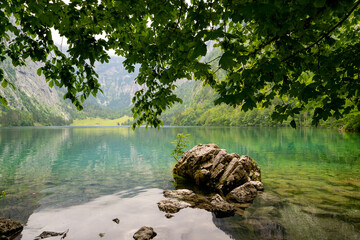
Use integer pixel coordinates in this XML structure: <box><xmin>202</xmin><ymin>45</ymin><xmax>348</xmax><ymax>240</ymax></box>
<box><xmin>0</xmin><ymin>126</ymin><xmax>359</xmax><ymax>239</ymax></box>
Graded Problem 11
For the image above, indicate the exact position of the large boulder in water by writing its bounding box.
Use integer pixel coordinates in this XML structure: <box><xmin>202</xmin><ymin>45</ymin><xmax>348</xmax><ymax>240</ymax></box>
<box><xmin>173</xmin><ymin>144</ymin><xmax>262</xmax><ymax>196</ymax></box>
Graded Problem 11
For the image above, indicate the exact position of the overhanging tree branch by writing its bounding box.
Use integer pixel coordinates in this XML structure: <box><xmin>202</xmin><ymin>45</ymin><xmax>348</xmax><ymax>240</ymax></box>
<box><xmin>243</xmin><ymin>6</ymin><xmax>327</xmax><ymax>58</ymax></box>
<box><xmin>282</xmin><ymin>0</ymin><xmax>360</xmax><ymax>63</ymax></box>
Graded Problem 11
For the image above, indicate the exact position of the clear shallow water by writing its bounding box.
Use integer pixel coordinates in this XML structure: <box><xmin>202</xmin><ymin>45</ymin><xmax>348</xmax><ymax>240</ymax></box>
<box><xmin>0</xmin><ymin>126</ymin><xmax>359</xmax><ymax>239</ymax></box>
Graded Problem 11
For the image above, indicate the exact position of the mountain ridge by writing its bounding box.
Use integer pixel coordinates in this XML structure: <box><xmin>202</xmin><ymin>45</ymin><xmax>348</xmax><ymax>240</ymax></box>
<box><xmin>0</xmin><ymin>55</ymin><xmax>358</xmax><ymax>132</ymax></box>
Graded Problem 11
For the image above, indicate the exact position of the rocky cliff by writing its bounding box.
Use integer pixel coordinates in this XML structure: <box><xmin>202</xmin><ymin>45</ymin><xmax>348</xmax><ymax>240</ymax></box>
<box><xmin>0</xmin><ymin>59</ymin><xmax>72</xmax><ymax>125</ymax></box>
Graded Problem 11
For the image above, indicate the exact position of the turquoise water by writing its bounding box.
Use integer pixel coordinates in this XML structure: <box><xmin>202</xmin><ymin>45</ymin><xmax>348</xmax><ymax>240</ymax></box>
<box><xmin>0</xmin><ymin>127</ymin><xmax>359</xmax><ymax>239</ymax></box>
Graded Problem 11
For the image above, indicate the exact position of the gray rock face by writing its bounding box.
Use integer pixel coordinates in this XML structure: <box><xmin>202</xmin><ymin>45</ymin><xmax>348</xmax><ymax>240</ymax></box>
<box><xmin>0</xmin><ymin>218</ymin><xmax>23</xmax><ymax>240</ymax></box>
<box><xmin>249</xmin><ymin>181</ymin><xmax>264</xmax><ymax>191</ymax></box>
<box><xmin>157</xmin><ymin>199</ymin><xmax>190</xmax><ymax>213</ymax></box>
<box><xmin>163</xmin><ymin>189</ymin><xmax>195</xmax><ymax>200</ymax></box>
<box><xmin>133</xmin><ymin>226</ymin><xmax>157</xmax><ymax>240</ymax></box>
<box><xmin>210</xmin><ymin>194</ymin><xmax>235</xmax><ymax>218</ymax></box>
<box><xmin>0</xmin><ymin>60</ymin><xmax>71</xmax><ymax>121</ymax></box>
<box><xmin>159</xmin><ymin>190</ymin><xmax>236</xmax><ymax>218</ymax></box>
<box><xmin>168</xmin><ymin>144</ymin><xmax>264</xmax><ymax>218</ymax></box>
<box><xmin>173</xmin><ymin>144</ymin><xmax>262</xmax><ymax>195</ymax></box>
<box><xmin>227</xmin><ymin>182</ymin><xmax>258</xmax><ymax>203</ymax></box>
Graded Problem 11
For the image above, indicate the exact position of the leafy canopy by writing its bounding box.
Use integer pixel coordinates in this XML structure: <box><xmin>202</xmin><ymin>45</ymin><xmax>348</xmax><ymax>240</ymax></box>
<box><xmin>1</xmin><ymin>0</ymin><xmax>359</xmax><ymax>128</ymax></box>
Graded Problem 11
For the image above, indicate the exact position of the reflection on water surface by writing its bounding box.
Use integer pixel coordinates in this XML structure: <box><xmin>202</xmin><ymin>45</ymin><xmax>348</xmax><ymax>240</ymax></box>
<box><xmin>0</xmin><ymin>126</ymin><xmax>359</xmax><ymax>239</ymax></box>
<box><xmin>22</xmin><ymin>188</ymin><xmax>231</xmax><ymax>240</ymax></box>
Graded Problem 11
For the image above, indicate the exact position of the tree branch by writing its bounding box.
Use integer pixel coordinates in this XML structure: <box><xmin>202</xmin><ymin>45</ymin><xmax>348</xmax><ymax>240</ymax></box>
<box><xmin>244</xmin><ymin>6</ymin><xmax>327</xmax><ymax>58</ymax></box>
<box><xmin>282</xmin><ymin>1</ymin><xmax>360</xmax><ymax>63</ymax></box>
<box><xmin>205</xmin><ymin>55</ymin><xmax>221</xmax><ymax>64</ymax></box>
<box><xmin>246</xmin><ymin>35</ymin><xmax>280</xmax><ymax>57</ymax></box>
<box><xmin>173</xmin><ymin>0</ymin><xmax>184</xmax><ymax>32</ymax></box>
<box><xmin>247</xmin><ymin>6</ymin><xmax>323</xmax><ymax>63</ymax></box>
<box><xmin>303</xmin><ymin>6</ymin><xmax>327</xmax><ymax>29</ymax></box>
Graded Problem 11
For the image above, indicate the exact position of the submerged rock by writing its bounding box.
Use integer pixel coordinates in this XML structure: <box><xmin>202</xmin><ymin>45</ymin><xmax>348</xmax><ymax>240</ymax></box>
<box><xmin>133</xmin><ymin>226</ymin><xmax>157</xmax><ymax>240</ymax></box>
<box><xmin>173</xmin><ymin>144</ymin><xmax>261</xmax><ymax>195</ymax></box>
<box><xmin>213</xmin><ymin>216</ymin><xmax>286</xmax><ymax>240</ymax></box>
<box><xmin>242</xmin><ymin>219</ymin><xmax>286</xmax><ymax>240</ymax></box>
<box><xmin>99</xmin><ymin>233</ymin><xmax>105</xmax><ymax>238</ymax></box>
<box><xmin>0</xmin><ymin>218</ymin><xmax>23</xmax><ymax>240</ymax></box>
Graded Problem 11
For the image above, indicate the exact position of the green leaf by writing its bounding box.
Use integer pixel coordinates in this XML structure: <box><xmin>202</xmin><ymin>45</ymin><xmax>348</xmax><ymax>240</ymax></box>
<box><xmin>204</xmin><ymin>28</ymin><xmax>224</xmax><ymax>41</ymax></box>
<box><xmin>242</xmin><ymin>99</ymin><xmax>256</xmax><ymax>111</ymax></box>
<box><xmin>9</xmin><ymin>82</ymin><xmax>16</xmax><ymax>90</ymax></box>
<box><xmin>290</xmin><ymin>119</ymin><xmax>296</xmax><ymax>129</ymax></box>
<box><xmin>0</xmin><ymin>96</ymin><xmax>8</xmax><ymax>106</ymax></box>
<box><xmin>219</xmin><ymin>52</ymin><xmax>236</xmax><ymax>70</ymax></box>
<box><xmin>1</xmin><ymin>80</ymin><xmax>8</xmax><ymax>88</ymax></box>
<box><xmin>1</xmin><ymin>0</ymin><xmax>359</xmax><ymax>130</ymax></box>
<box><xmin>37</xmin><ymin>68</ymin><xmax>42</xmax><ymax>76</ymax></box>
<box><xmin>313</xmin><ymin>0</ymin><xmax>326</xmax><ymax>8</ymax></box>
<box><xmin>191</xmin><ymin>42</ymin><xmax>207</xmax><ymax>59</ymax></box>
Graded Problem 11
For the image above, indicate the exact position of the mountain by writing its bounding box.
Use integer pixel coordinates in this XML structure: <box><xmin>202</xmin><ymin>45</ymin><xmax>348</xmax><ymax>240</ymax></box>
<box><xmin>0</xmin><ymin>56</ymin><xmax>140</xmax><ymax>126</ymax></box>
<box><xmin>0</xmin><ymin>59</ymin><xmax>72</xmax><ymax>126</ymax></box>
<box><xmin>1</xmin><ymin>52</ymin><xmax>358</xmax><ymax>131</ymax></box>
<box><xmin>0</xmin><ymin>52</ymin><xmax>295</xmax><ymax>127</ymax></box>
<box><xmin>93</xmin><ymin>57</ymin><xmax>140</xmax><ymax>110</ymax></box>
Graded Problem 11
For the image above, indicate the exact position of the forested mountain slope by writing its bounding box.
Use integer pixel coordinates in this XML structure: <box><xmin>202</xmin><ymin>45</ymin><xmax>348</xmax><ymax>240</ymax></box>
<box><xmin>161</xmin><ymin>46</ymin><xmax>360</xmax><ymax>132</ymax></box>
